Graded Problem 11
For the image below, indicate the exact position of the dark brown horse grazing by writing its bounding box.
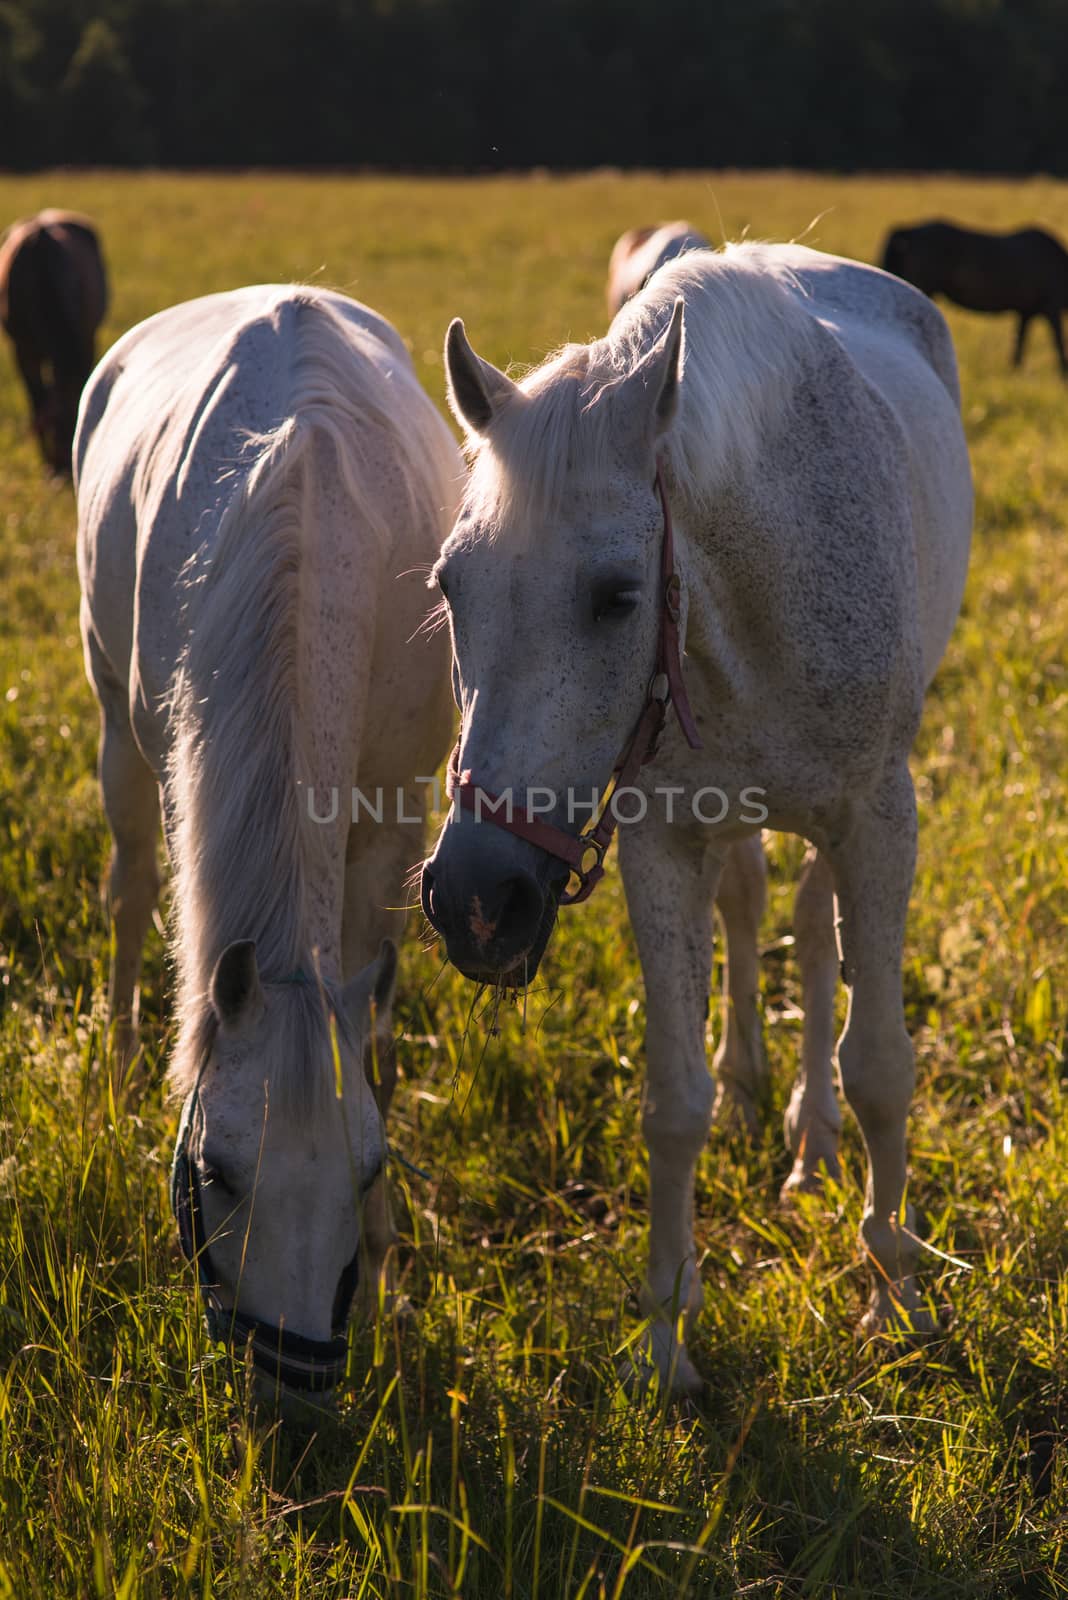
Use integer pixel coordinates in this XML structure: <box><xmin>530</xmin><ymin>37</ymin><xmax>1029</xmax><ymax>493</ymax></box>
<box><xmin>881</xmin><ymin>220</ymin><xmax>1068</xmax><ymax>376</ymax></box>
<box><xmin>0</xmin><ymin>210</ymin><xmax>108</xmax><ymax>472</ymax></box>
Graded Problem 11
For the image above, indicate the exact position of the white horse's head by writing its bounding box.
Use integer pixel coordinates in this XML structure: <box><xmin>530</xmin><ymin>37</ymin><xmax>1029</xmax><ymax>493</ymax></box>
<box><xmin>420</xmin><ymin>300</ymin><xmax>686</xmax><ymax>982</ymax></box>
<box><xmin>172</xmin><ymin>938</ymin><xmax>395</xmax><ymax>1416</ymax></box>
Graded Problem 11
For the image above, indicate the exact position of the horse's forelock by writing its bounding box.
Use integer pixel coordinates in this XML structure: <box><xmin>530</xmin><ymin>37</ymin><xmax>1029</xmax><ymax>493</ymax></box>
<box><xmin>454</xmin><ymin>244</ymin><xmax>814</xmax><ymax>552</ymax></box>
<box><xmin>170</xmin><ymin>977</ymin><xmax>358</xmax><ymax>1117</ymax></box>
<box><xmin>458</xmin><ymin>343</ymin><xmax>621</xmax><ymax>542</ymax></box>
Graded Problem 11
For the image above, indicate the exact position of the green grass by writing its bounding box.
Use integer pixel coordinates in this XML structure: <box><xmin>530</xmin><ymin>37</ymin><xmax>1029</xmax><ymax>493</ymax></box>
<box><xmin>0</xmin><ymin>170</ymin><xmax>1067</xmax><ymax>1598</ymax></box>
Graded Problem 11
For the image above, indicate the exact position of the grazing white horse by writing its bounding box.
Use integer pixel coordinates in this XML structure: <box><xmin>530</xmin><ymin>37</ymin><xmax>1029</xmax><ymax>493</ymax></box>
<box><xmin>421</xmin><ymin>243</ymin><xmax>972</xmax><ymax>1392</ymax></box>
<box><xmin>606</xmin><ymin>221</ymin><xmax>712</xmax><ymax>314</ymax></box>
<box><xmin>76</xmin><ymin>284</ymin><xmax>461</xmax><ymax>1407</ymax></box>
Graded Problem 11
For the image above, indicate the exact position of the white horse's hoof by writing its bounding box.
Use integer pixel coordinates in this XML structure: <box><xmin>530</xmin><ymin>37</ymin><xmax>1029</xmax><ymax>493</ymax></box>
<box><xmin>779</xmin><ymin>1150</ymin><xmax>842</xmax><ymax>1204</ymax></box>
<box><xmin>711</xmin><ymin>1078</ymin><xmax>761</xmax><ymax>1142</ymax></box>
<box><xmin>619</xmin><ymin>1322</ymin><xmax>703</xmax><ymax>1398</ymax></box>
<box><xmin>858</xmin><ymin>1286</ymin><xmax>938</xmax><ymax>1342</ymax></box>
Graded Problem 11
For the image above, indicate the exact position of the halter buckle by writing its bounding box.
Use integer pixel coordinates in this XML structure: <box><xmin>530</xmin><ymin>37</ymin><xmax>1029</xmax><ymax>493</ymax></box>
<box><xmin>560</xmin><ymin>833</ymin><xmax>608</xmax><ymax>905</ymax></box>
<box><xmin>576</xmin><ymin>834</ymin><xmax>607</xmax><ymax>876</ymax></box>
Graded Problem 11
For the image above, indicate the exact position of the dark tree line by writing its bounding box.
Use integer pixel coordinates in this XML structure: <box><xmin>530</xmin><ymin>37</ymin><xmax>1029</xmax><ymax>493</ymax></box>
<box><xmin>2</xmin><ymin>0</ymin><xmax>1067</xmax><ymax>173</ymax></box>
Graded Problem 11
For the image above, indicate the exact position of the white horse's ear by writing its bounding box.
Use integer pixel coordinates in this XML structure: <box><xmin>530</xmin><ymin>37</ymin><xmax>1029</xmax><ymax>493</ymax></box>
<box><xmin>444</xmin><ymin>319</ymin><xmax>518</xmax><ymax>433</ymax></box>
<box><xmin>655</xmin><ymin>298</ymin><xmax>686</xmax><ymax>431</ymax></box>
<box><xmin>211</xmin><ymin>939</ymin><xmax>264</xmax><ymax>1029</ymax></box>
<box><xmin>342</xmin><ymin>938</ymin><xmax>398</xmax><ymax>1028</ymax></box>
<box><xmin>616</xmin><ymin>297</ymin><xmax>685</xmax><ymax>447</ymax></box>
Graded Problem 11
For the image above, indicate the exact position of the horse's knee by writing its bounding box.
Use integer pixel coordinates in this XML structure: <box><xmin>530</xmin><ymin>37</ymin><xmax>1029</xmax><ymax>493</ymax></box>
<box><xmin>108</xmin><ymin>835</ymin><xmax>159</xmax><ymax>908</ymax></box>
<box><xmin>642</xmin><ymin>1066</ymin><xmax>715</xmax><ymax>1160</ymax></box>
<box><xmin>838</xmin><ymin>1023</ymin><xmax>914</xmax><ymax>1131</ymax></box>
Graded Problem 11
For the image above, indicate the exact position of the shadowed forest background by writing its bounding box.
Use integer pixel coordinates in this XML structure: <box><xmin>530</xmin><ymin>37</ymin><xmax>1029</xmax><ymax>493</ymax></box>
<box><xmin>3</xmin><ymin>0</ymin><xmax>1068</xmax><ymax>173</ymax></box>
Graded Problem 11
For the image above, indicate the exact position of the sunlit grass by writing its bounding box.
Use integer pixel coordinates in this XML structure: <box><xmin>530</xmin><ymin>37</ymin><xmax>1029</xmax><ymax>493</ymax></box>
<box><xmin>0</xmin><ymin>170</ymin><xmax>1066</xmax><ymax>1596</ymax></box>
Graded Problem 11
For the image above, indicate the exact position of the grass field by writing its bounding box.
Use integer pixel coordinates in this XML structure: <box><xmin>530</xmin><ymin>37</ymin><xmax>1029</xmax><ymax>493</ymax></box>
<box><xmin>0</xmin><ymin>170</ymin><xmax>1066</xmax><ymax>1598</ymax></box>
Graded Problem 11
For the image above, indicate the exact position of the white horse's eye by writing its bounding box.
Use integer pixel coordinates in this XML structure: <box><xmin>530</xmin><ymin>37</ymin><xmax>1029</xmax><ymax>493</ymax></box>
<box><xmin>592</xmin><ymin>586</ymin><xmax>641</xmax><ymax>623</ymax></box>
<box><xmin>200</xmin><ymin>1158</ymin><xmax>238</xmax><ymax>1198</ymax></box>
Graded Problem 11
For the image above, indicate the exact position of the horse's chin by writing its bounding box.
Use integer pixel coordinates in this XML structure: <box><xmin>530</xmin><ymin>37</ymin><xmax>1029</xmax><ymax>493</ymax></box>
<box><xmin>250</xmin><ymin>1371</ymin><xmax>339</xmax><ymax>1431</ymax></box>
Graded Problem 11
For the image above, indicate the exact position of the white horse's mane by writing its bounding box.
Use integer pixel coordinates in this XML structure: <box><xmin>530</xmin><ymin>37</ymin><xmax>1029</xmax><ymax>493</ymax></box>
<box><xmin>167</xmin><ymin>292</ymin><xmax>453</xmax><ymax>1100</ymax></box>
<box><xmin>462</xmin><ymin>241</ymin><xmax>820</xmax><ymax>537</ymax></box>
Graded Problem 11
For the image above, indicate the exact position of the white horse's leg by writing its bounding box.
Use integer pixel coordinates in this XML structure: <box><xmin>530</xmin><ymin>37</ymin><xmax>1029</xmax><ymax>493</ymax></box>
<box><xmin>341</xmin><ymin>803</ymin><xmax>417</xmax><ymax>968</ymax></box>
<box><xmin>341</xmin><ymin>807</ymin><xmax>423</xmax><ymax>1294</ymax></box>
<box><xmin>711</xmin><ymin>835</ymin><xmax>767</xmax><ymax>1137</ymax></box>
<box><xmin>342</xmin><ymin>817</ymin><xmax>411</xmax><ymax>1117</ymax></box>
<box><xmin>619</xmin><ymin>822</ymin><xmax>720</xmax><ymax>1395</ymax></box>
<box><xmin>825</xmin><ymin>772</ymin><xmax>928</xmax><ymax>1333</ymax></box>
<box><xmin>781</xmin><ymin>848</ymin><xmax>843</xmax><ymax>1196</ymax></box>
<box><xmin>95</xmin><ymin>683</ymin><xmax>160</xmax><ymax>1078</ymax></box>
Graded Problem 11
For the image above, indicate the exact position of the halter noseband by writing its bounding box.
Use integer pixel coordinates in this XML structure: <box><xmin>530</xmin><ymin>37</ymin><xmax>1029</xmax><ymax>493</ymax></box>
<box><xmin>170</xmin><ymin>1055</ymin><xmax>361</xmax><ymax>1396</ymax></box>
<box><xmin>445</xmin><ymin>463</ymin><xmax>701</xmax><ymax>904</ymax></box>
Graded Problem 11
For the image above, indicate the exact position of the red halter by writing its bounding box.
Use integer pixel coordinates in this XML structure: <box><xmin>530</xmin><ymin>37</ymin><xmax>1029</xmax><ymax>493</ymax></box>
<box><xmin>446</xmin><ymin>465</ymin><xmax>702</xmax><ymax>904</ymax></box>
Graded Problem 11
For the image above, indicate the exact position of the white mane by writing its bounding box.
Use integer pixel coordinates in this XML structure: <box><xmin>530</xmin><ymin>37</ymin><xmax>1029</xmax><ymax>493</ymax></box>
<box><xmin>167</xmin><ymin>293</ymin><xmax>455</xmax><ymax>1098</ymax></box>
<box><xmin>461</xmin><ymin>241</ymin><xmax>820</xmax><ymax>536</ymax></box>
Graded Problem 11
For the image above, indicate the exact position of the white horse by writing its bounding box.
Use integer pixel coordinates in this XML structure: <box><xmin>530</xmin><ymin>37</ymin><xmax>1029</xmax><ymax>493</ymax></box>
<box><xmin>421</xmin><ymin>242</ymin><xmax>972</xmax><ymax>1392</ymax></box>
<box><xmin>76</xmin><ymin>284</ymin><xmax>461</xmax><ymax>1409</ymax></box>
<box><xmin>607</xmin><ymin>221</ymin><xmax>712</xmax><ymax>314</ymax></box>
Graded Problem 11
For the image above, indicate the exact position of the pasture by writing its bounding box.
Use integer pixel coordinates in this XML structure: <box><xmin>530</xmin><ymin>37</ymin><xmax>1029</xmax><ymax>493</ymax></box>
<box><xmin>0</xmin><ymin>170</ymin><xmax>1066</xmax><ymax>1597</ymax></box>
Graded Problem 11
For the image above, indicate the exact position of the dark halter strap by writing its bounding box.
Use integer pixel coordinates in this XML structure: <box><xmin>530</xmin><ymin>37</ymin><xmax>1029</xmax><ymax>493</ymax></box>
<box><xmin>170</xmin><ymin>1055</ymin><xmax>360</xmax><ymax>1396</ymax></box>
<box><xmin>445</xmin><ymin>462</ymin><xmax>701</xmax><ymax>904</ymax></box>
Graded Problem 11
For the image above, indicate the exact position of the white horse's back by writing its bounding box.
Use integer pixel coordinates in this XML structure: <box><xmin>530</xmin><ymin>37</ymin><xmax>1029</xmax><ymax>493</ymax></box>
<box><xmin>76</xmin><ymin>286</ymin><xmax>437</xmax><ymax>680</ymax></box>
<box><xmin>756</xmin><ymin>241</ymin><xmax>962</xmax><ymax>400</ymax></box>
<box><xmin>77</xmin><ymin>285</ymin><xmax>412</xmax><ymax>473</ymax></box>
<box><xmin>636</xmin><ymin>242</ymin><xmax>973</xmax><ymax>688</ymax></box>
<box><xmin>773</xmin><ymin>244</ymin><xmax>972</xmax><ymax>682</ymax></box>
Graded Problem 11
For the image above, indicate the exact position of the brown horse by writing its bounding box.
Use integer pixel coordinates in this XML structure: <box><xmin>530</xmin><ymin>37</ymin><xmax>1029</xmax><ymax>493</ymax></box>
<box><xmin>881</xmin><ymin>220</ymin><xmax>1068</xmax><ymax>376</ymax></box>
<box><xmin>0</xmin><ymin>209</ymin><xmax>108</xmax><ymax>473</ymax></box>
